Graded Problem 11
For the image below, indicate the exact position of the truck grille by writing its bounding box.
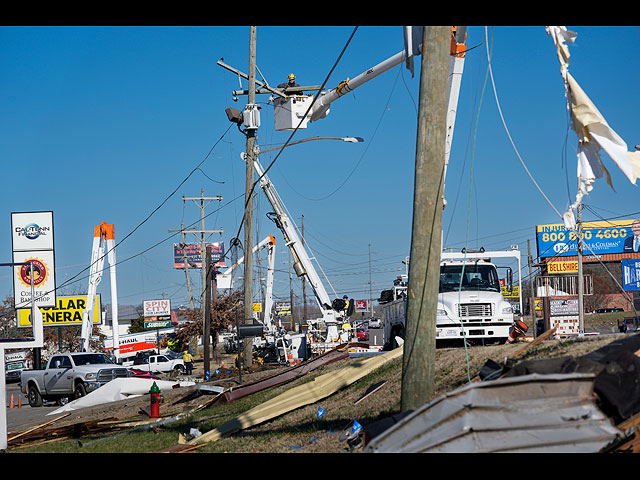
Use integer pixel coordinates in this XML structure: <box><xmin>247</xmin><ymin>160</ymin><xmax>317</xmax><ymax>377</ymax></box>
<box><xmin>458</xmin><ymin>303</ymin><xmax>492</xmax><ymax>317</ymax></box>
<box><xmin>97</xmin><ymin>368</ymin><xmax>129</xmax><ymax>383</ymax></box>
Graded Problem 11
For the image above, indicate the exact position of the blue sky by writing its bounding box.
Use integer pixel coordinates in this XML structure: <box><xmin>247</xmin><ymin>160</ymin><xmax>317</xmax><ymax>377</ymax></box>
<box><xmin>1</xmin><ymin>25</ymin><xmax>639</xmax><ymax>315</ymax></box>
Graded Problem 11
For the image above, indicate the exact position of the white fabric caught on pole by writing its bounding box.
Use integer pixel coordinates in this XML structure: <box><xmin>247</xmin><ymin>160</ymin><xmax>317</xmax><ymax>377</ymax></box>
<box><xmin>546</xmin><ymin>26</ymin><xmax>640</xmax><ymax>229</ymax></box>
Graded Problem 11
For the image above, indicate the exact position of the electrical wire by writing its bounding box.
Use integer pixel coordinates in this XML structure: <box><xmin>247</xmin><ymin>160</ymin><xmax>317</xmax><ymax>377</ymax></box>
<box><xmin>484</xmin><ymin>26</ymin><xmax>564</xmax><ymax>223</ymax></box>
<box><xmin>19</xmin><ymin>125</ymin><xmax>239</xmax><ymax>308</ymax></box>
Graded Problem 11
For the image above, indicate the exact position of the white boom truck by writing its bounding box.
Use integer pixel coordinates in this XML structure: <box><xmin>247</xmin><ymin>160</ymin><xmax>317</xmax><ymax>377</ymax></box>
<box><xmin>381</xmin><ymin>248</ymin><xmax>523</xmax><ymax>347</ymax></box>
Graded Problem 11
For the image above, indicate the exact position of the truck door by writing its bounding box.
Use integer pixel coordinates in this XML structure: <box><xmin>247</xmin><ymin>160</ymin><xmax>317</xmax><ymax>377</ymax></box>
<box><xmin>148</xmin><ymin>356</ymin><xmax>158</xmax><ymax>372</ymax></box>
<box><xmin>45</xmin><ymin>355</ymin><xmax>73</xmax><ymax>393</ymax></box>
<box><xmin>155</xmin><ymin>355</ymin><xmax>169</xmax><ymax>372</ymax></box>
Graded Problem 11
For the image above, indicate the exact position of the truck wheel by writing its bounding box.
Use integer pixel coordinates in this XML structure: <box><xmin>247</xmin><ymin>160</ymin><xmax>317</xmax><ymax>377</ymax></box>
<box><xmin>27</xmin><ymin>384</ymin><xmax>43</xmax><ymax>407</ymax></box>
<box><xmin>173</xmin><ymin>365</ymin><xmax>185</xmax><ymax>375</ymax></box>
<box><xmin>74</xmin><ymin>382</ymin><xmax>87</xmax><ymax>399</ymax></box>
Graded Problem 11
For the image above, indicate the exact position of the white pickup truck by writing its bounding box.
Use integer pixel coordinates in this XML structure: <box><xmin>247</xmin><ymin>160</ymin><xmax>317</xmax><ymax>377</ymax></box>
<box><xmin>20</xmin><ymin>352</ymin><xmax>129</xmax><ymax>407</ymax></box>
<box><xmin>130</xmin><ymin>354</ymin><xmax>185</xmax><ymax>375</ymax></box>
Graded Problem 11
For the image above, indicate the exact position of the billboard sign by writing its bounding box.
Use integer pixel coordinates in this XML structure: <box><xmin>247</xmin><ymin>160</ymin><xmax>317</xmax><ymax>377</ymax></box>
<box><xmin>355</xmin><ymin>300</ymin><xmax>369</xmax><ymax>311</ymax></box>
<box><xmin>144</xmin><ymin>316</ymin><xmax>172</xmax><ymax>329</ymax></box>
<box><xmin>18</xmin><ymin>294</ymin><xmax>101</xmax><ymax>327</ymax></box>
<box><xmin>173</xmin><ymin>242</ymin><xmax>226</xmax><ymax>269</ymax></box>
<box><xmin>143</xmin><ymin>299</ymin><xmax>171</xmax><ymax>317</ymax></box>
<box><xmin>12</xmin><ymin>250</ymin><xmax>56</xmax><ymax>309</ymax></box>
<box><xmin>11</xmin><ymin>211</ymin><xmax>54</xmax><ymax>251</ymax></box>
<box><xmin>548</xmin><ymin>261</ymin><xmax>579</xmax><ymax>274</ymax></box>
<box><xmin>536</xmin><ymin>220</ymin><xmax>640</xmax><ymax>258</ymax></box>
<box><xmin>11</xmin><ymin>211</ymin><xmax>56</xmax><ymax>308</ymax></box>
<box><xmin>275</xmin><ymin>302</ymin><xmax>291</xmax><ymax>315</ymax></box>
<box><xmin>622</xmin><ymin>259</ymin><xmax>640</xmax><ymax>291</ymax></box>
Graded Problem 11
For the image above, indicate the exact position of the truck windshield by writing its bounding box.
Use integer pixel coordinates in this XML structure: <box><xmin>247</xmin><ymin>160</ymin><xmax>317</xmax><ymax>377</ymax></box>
<box><xmin>440</xmin><ymin>264</ymin><xmax>501</xmax><ymax>292</ymax></box>
<box><xmin>70</xmin><ymin>353</ymin><xmax>114</xmax><ymax>365</ymax></box>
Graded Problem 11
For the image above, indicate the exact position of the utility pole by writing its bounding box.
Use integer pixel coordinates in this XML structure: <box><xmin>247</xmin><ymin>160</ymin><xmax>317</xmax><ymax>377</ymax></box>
<box><xmin>243</xmin><ymin>26</ymin><xmax>258</xmax><ymax>366</ymax></box>
<box><xmin>369</xmin><ymin>244</ymin><xmax>373</xmax><ymax>318</ymax></box>
<box><xmin>177</xmin><ymin>192</ymin><xmax>223</xmax><ymax>365</ymax></box>
<box><xmin>577</xmin><ymin>200</ymin><xmax>584</xmax><ymax>334</ymax></box>
<box><xmin>401</xmin><ymin>26</ymin><xmax>450</xmax><ymax>412</ymax></box>
<box><xmin>528</xmin><ymin>239</ymin><xmax>536</xmax><ymax>337</ymax></box>
<box><xmin>204</xmin><ymin>246</ymin><xmax>212</xmax><ymax>377</ymax></box>
<box><xmin>167</xmin><ymin>223</ymin><xmax>195</xmax><ymax>309</ymax></box>
<box><xmin>302</xmin><ymin>215</ymin><xmax>307</xmax><ymax>324</ymax></box>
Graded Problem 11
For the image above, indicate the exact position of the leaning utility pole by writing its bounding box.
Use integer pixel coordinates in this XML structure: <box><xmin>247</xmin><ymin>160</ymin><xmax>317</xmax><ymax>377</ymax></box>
<box><xmin>242</xmin><ymin>26</ymin><xmax>258</xmax><ymax>366</ymax></box>
<box><xmin>401</xmin><ymin>26</ymin><xmax>450</xmax><ymax>412</ymax></box>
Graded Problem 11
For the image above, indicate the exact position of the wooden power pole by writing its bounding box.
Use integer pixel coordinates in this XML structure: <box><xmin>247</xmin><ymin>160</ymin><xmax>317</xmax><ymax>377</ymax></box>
<box><xmin>401</xmin><ymin>26</ymin><xmax>450</xmax><ymax>412</ymax></box>
<box><xmin>242</xmin><ymin>26</ymin><xmax>258</xmax><ymax>366</ymax></box>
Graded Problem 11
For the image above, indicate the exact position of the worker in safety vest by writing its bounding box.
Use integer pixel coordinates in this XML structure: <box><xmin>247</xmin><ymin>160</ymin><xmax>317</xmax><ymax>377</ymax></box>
<box><xmin>342</xmin><ymin>295</ymin><xmax>350</xmax><ymax>315</ymax></box>
<box><xmin>183</xmin><ymin>350</ymin><xmax>193</xmax><ymax>375</ymax></box>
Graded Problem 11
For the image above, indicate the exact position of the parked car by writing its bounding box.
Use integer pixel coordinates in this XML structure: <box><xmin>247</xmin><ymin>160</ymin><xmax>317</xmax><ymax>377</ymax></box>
<box><xmin>130</xmin><ymin>354</ymin><xmax>185</xmax><ymax>375</ymax></box>
<box><xmin>20</xmin><ymin>352</ymin><xmax>129</xmax><ymax>407</ymax></box>
<box><xmin>593</xmin><ymin>308</ymin><xmax>624</xmax><ymax>313</ymax></box>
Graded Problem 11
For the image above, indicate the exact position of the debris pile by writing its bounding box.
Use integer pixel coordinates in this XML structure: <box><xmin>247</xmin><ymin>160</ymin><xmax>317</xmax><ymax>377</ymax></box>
<box><xmin>362</xmin><ymin>331</ymin><xmax>640</xmax><ymax>453</ymax></box>
<box><xmin>9</xmin><ymin>333</ymin><xmax>640</xmax><ymax>453</ymax></box>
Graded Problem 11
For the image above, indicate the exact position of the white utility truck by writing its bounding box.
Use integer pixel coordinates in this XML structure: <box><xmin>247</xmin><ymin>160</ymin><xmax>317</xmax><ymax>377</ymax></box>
<box><xmin>380</xmin><ymin>248</ymin><xmax>522</xmax><ymax>347</ymax></box>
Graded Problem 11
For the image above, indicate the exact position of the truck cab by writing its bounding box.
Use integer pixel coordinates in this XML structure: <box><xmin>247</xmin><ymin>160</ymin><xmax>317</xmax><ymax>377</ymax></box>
<box><xmin>437</xmin><ymin>258</ymin><xmax>513</xmax><ymax>344</ymax></box>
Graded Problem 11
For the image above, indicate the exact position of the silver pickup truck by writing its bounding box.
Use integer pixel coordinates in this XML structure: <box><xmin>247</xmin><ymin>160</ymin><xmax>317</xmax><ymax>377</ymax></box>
<box><xmin>20</xmin><ymin>352</ymin><xmax>129</xmax><ymax>407</ymax></box>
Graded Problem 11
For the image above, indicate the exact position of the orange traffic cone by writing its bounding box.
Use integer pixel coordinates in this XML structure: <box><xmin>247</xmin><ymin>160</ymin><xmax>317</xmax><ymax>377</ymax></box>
<box><xmin>18</xmin><ymin>396</ymin><xmax>22</xmax><ymax>408</ymax></box>
<box><xmin>506</xmin><ymin>320</ymin><xmax>529</xmax><ymax>344</ymax></box>
<box><xmin>9</xmin><ymin>394</ymin><xmax>14</xmax><ymax>408</ymax></box>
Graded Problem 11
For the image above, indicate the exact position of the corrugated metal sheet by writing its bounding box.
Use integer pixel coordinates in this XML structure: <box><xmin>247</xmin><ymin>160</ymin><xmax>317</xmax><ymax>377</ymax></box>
<box><xmin>365</xmin><ymin>373</ymin><xmax>624</xmax><ymax>453</ymax></box>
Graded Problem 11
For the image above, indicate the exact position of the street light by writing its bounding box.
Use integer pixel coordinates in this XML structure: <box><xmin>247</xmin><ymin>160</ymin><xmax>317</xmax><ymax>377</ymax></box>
<box><xmin>257</xmin><ymin>136</ymin><xmax>364</xmax><ymax>155</ymax></box>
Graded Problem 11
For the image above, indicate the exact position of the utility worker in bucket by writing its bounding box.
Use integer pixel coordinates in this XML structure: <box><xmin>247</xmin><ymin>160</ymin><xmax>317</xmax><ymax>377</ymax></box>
<box><xmin>183</xmin><ymin>350</ymin><xmax>193</xmax><ymax>375</ymax></box>
<box><xmin>278</xmin><ymin>73</ymin><xmax>301</xmax><ymax>93</ymax></box>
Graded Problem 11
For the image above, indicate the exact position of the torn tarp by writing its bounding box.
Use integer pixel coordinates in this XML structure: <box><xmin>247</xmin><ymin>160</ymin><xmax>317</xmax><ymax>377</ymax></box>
<box><xmin>48</xmin><ymin>378</ymin><xmax>193</xmax><ymax>415</ymax></box>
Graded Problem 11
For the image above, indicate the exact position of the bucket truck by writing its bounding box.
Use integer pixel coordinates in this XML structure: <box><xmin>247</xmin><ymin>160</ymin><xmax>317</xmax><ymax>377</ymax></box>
<box><xmin>248</xmin><ymin>153</ymin><xmax>353</xmax><ymax>355</ymax></box>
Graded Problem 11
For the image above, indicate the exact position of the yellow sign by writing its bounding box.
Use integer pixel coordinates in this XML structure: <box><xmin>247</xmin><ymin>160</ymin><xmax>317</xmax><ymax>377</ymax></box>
<box><xmin>18</xmin><ymin>295</ymin><xmax>101</xmax><ymax>327</ymax></box>
<box><xmin>252</xmin><ymin>303</ymin><xmax>262</xmax><ymax>313</ymax></box>
<box><xmin>548</xmin><ymin>261</ymin><xmax>579</xmax><ymax>274</ymax></box>
<box><xmin>536</xmin><ymin>219</ymin><xmax>635</xmax><ymax>232</ymax></box>
<box><xmin>501</xmin><ymin>285</ymin><xmax>520</xmax><ymax>298</ymax></box>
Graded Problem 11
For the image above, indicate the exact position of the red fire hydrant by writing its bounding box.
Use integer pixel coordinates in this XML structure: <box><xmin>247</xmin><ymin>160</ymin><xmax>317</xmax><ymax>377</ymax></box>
<box><xmin>149</xmin><ymin>381</ymin><xmax>163</xmax><ymax>418</ymax></box>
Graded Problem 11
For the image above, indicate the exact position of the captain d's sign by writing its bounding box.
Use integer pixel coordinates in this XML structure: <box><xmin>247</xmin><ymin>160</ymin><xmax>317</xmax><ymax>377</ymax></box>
<box><xmin>18</xmin><ymin>295</ymin><xmax>101</xmax><ymax>328</ymax></box>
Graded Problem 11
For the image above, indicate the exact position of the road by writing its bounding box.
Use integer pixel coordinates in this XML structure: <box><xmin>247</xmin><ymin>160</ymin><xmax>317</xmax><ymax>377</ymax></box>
<box><xmin>4</xmin><ymin>381</ymin><xmax>63</xmax><ymax>434</ymax></box>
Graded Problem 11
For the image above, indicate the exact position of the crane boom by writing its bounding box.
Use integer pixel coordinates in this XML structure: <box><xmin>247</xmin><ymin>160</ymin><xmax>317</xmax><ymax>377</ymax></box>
<box><xmin>80</xmin><ymin>222</ymin><xmax>119</xmax><ymax>356</ymax></box>
<box><xmin>250</xmin><ymin>154</ymin><xmax>339</xmax><ymax>327</ymax></box>
<box><xmin>310</xmin><ymin>26</ymin><xmax>467</xmax><ymax>130</ymax></box>
<box><xmin>217</xmin><ymin>235</ymin><xmax>277</xmax><ymax>331</ymax></box>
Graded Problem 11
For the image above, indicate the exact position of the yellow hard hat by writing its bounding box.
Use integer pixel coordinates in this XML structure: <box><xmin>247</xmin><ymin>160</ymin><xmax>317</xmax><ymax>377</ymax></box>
<box><xmin>288</xmin><ymin>73</ymin><xmax>295</xmax><ymax>80</ymax></box>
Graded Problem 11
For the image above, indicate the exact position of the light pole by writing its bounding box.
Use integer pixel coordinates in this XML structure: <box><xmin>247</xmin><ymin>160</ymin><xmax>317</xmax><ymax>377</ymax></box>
<box><xmin>257</xmin><ymin>136</ymin><xmax>364</xmax><ymax>156</ymax></box>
